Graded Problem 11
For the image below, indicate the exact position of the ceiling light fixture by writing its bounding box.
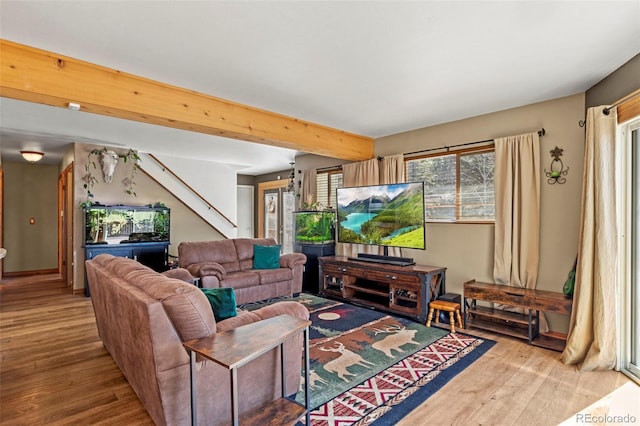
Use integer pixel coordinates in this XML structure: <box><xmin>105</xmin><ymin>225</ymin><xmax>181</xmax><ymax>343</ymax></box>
<box><xmin>67</xmin><ymin>102</ymin><xmax>81</xmax><ymax>111</ymax></box>
<box><xmin>20</xmin><ymin>151</ymin><xmax>44</xmax><ymax>163</ymax></box>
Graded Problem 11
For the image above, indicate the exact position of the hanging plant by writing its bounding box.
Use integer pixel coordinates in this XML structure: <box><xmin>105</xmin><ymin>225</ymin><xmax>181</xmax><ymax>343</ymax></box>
<box><xmin>301</xmin><ymin>200</ymin><xmax>326</xmax><ymax>211</ymax></box>
<box><xmin>121</xmin><ymin>149</ymin><xmax>141</xmax><ymax>196</ymax></box>
<box><xmin>81</xmin><ymin>147</ymin><xmax>140</xmax><ymax>208</ymax></box>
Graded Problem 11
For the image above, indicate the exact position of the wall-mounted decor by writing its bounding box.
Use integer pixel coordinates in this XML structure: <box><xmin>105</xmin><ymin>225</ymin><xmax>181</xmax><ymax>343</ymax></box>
<box><xmin>544</xmin><ymin>146</ymin><xmax>569</xmax><ymax>184</ymax></box>
<box><xmin>100</xmin><ymin>150</ymin><xmax>119</xmax><ymax>183</ymax></box>
<box><xmin>81</xmin><ymin>147</ymin><xmax>140</xmax><ymax>207</ymax></box>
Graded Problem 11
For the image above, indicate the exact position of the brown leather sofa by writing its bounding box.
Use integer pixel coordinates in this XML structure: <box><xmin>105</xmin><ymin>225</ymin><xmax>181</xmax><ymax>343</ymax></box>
<box><xmin>177</xmin><ymin>238</ymin><xmax>307</xmax><ymax>304</ymax></box>
<box><xmin>86</xmin><ymin>254</ymin><xmax>309</xmax><ymax>426</ymax></box>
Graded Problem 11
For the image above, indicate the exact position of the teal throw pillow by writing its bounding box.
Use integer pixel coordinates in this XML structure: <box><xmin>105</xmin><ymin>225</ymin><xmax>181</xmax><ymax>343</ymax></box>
<box><xmin>200</xmin><ymin>287</ymin><xmax>237</xmax><ymax>322</ymax></box>
<box><xmin>253</xmin><ymin>244</ymin><xmax>281</xmax><ymax>269</ymax></box>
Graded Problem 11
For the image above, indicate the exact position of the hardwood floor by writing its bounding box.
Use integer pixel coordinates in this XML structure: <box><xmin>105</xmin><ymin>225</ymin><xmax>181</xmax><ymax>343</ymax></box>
<box><xmin>398</xmin><ymin>331</ymin><xmax>632</xmax><ymax>426</ymax></box>
<box><xmin>0</xmin><ymin>275</ymin><xmax>632</xmax><ymax>425</ymax></box>
<box><xmin>0</xmin><ymin>275</ymin><xmax>153</xmax><ymax>425</ymax></box>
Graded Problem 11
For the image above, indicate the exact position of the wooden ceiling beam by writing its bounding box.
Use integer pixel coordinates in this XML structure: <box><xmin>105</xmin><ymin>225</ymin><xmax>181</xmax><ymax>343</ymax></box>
<box><xmin>0</xmin><ymin>39</ymin><xmax>373</xmax><ymax>161</ymax></box>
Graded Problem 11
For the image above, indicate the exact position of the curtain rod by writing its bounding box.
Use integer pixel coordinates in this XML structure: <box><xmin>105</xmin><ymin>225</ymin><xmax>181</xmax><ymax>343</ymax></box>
<box><xmin>316</xmin><ymin>164</ymin><xmax>343</xmax><ymax>172</ymax></box>
<box><xmin>316</xmin><ymin>128</ymin><xmax>546</xmax><ymax>170</ymax></box>
<box><xmin>603</xmin><ymin>88</ymin><xmax>640</xmax><ymax>115</ymax></box>
<box><xmin>316</xmin><ymin>156</ymin><xmax>386</xmax><ymax>171</ymax></box>
<box><xmin>403</xmin><ymin>128</ymin><xmax>545</xmax><ymax>157</ymax></box>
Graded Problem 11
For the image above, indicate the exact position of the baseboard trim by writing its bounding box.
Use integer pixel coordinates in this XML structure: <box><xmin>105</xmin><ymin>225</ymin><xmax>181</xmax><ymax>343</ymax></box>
<box><xmin>3</xmin><ymin>268</ymin><xmax>59</xmax><ymax>278</ymax></box>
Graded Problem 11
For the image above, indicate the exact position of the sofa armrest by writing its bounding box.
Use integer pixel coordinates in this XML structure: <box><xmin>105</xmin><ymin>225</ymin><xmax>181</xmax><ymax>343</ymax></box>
<box><xmin>161</xmin><ymin>268</ymin><xmax>195</xmax><ymax>283</ymax></box>
<box><xmin>279</xmin><ymin>253</ymin><xmax>307</xmax><ymax>269</ymax></box>
<box><xmin>216</xmin><ymin>310</ymin><xmax>261</xmax><ymax>332</ymax></box>
<box><xmin>253</xmin><ymin>301</ymin><xmax>310</xmax><ymax>322</ymax></box>
<box><xmin>186</xmin><ymin>262</ymin><xmax>226</xmax><ymax>280</ymax></box>
<box><xmin>216</xmin><ymin>302</ymin><xmax>309</xmax><ymax>333</ymax></box>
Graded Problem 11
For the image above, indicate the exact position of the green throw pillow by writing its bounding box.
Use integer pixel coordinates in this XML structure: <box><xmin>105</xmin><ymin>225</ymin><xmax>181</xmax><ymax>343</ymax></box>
<box><xmin>253</xmin><ymin>244</ymin><xmax>281</xmax><ymax>269</ymax></box>
<box><xmin>200</xmin><ymin>288</ymin><xmax>237</xmax><ymax>322</ymax></box>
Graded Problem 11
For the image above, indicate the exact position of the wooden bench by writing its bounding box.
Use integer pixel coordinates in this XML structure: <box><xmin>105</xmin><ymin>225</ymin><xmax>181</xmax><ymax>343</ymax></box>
<box><xmin>463</xmin><ymin>279</ymin><xmax>572</xmax><ymax>351</ymax></box>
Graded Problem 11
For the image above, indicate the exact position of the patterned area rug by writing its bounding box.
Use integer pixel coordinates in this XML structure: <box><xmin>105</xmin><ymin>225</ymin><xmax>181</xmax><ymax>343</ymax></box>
<box><xmin>240</xmin><ymin>294</ymin><xmax>495</xmax><ymax>426</ymax></box>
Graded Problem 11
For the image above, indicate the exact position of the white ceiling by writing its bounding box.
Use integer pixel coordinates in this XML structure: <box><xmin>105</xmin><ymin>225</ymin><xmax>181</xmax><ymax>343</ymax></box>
<box><xmin>1</xmin><ymin>1</ymin><xmax>639</xmax><ymax>174</ymax></box>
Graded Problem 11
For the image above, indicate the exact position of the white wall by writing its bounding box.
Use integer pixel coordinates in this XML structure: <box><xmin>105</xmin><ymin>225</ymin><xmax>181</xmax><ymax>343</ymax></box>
<box><xmin>151</xmin><ymin>154</ymin><xmax>237</xmax><ymax>224</ymax></box>
<box><xmin>140</xmin><ymin>154</ymin><xmax>238</xmax><ymax>238</ymax></box>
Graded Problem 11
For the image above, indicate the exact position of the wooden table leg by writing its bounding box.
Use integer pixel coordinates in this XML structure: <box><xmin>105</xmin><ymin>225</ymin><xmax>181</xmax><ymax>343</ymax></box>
<box><xmin>190</xmin><ymin>350</ymin><xmax>197</xmax><ymax>426</ymax></box>
<box><xmin>230</xmin><ymin>368</ymin><xmax>238</xmax><ymax>426</ymax></box>
<box><xmin>280</xmin><ymin>342</ymin><xmax>286</xmax><ymax>398</ymax></box>
<box><xmin>304</xmin><ymin>327</ymin><xmax>310</xmax><ymax>425</ymax></box>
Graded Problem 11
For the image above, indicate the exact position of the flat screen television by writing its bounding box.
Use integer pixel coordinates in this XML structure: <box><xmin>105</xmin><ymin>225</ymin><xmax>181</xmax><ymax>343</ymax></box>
<box><xmin>336</xmin><ymin>182</ymin><xmax>426</xmax><ymax>261</ymax></box>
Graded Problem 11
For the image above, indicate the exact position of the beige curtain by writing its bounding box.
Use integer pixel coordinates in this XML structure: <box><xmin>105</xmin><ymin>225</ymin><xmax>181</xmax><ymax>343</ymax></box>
<box><xmin>380</xmin><ymin>154</ymin><xmax>405</xmax><ymax>257</ymax></box>
<box><xmin>561</xmin><ymin>106</ymin><xmax>618</xmax><ymax>370</ymax></box>
<box><xmin>380</xmin><ymin>154</ymin><xmax>405</xmax><ymax>184</ymax></box>
<box><xmin>339</xmin><ymin>156</ymin><xmax>406</xmax><ymax>257</ymax></box>
<box><xmin>300</xmin><ymin>169</ymin><xmax>317</xmax><ymax>208</ymax></box>
<box><xmin>342</xmin><ymin>158</ymin><xmax>380</xmax><ymax>188</ymax></box>
<box><xmin>339</xmin><ymin>159</ymin><xmax>380</xmax><ymax>257</ymax></box>
<box><xmin>493</xmin><ymin>132</ymin><xmax>540</xmax><ymax>289</ymax></box>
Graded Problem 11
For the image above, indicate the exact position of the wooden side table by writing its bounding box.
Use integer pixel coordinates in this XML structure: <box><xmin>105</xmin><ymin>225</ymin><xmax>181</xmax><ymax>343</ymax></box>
<box><xmin>183</xmin><ymin>314</ymin><xmax>312</xmax><ymax>426</ymax></box>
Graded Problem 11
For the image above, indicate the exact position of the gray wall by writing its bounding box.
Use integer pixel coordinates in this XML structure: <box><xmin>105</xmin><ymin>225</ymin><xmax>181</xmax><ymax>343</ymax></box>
<box><xmin>586</xmin><ymin>53</ymin><xmax>640</xmax><ymax>107</ymax></box>
<box><xmin>237</xmin><ymin>174</ymin><xmax>255</xmax><ymax>186</ymax></box>
<box><xmin>3</xmin><ymin>162</ymin><xmax>58</xmax><ymax>272</ymax></box>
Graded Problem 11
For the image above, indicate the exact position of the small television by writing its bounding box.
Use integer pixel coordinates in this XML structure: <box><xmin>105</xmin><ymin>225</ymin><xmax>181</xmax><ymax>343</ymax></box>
<box><xmin>336</xmin><ymin>182</ymin><xmax>426</xmax><ymax>262</ymax></box>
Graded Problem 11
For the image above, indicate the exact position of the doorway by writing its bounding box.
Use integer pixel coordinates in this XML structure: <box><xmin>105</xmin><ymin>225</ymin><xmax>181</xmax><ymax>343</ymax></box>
<box><xmin>58</xmin><ymin>164</ymin><xmax>74</xmax><ymax>286</ymax></box>
<box><xmin>237</xmin><ymin>185</ymin><xmax>254</xmax><ymax>238</ymax></box>
<box><xmin>257</xmin><ymin>180</ymin><xmax>295</xmax><ymax>253</ymax></box>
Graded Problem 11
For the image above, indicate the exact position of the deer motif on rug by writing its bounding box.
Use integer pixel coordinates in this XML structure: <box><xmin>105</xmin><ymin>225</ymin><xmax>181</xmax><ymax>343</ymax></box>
<box><xmin>318</xmin><ymin>341</ymin><xmax>375</xmax><ymax>382</ymax></box>
<box><xmin>302</xmin><ymin>369</ymin><xmax>329</xmax><ymax>391</ymax></box>
<box><xmin>371</xmin><ymin>324</ymin><xmax>420</xmax><ymax>358</ymax></box>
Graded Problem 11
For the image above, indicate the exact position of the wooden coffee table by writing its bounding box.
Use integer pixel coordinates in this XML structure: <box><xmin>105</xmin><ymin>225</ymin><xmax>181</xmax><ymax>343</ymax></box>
<box><xmin>183</xmin><ymin>314</ymin><xmax>312</xmax><ymax>426</ymax></box>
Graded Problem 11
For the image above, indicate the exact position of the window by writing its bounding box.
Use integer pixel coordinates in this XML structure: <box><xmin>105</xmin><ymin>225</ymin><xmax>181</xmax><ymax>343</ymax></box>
<box><xmin>406</xmin><ymin>147</ymin><xmax>495</xmax><ymax>222</ymax></box>
<box><xmin>316</xmin><ymin>170</ymin><xmax>343</xmax><ymax>208</ymax></box>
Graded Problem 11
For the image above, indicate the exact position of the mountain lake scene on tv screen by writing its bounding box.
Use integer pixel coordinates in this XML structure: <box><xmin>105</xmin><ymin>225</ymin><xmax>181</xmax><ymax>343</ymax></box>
<box><xmin>337</xmin><ymin>183</ymin><xmax>425</xmax><ymax>249</ymax></box>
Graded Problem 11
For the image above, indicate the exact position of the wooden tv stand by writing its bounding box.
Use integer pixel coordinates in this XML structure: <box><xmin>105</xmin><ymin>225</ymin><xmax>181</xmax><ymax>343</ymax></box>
<box><xmin>463</xmin><ymin>280</ymin><xmax>572</xmax><ymax>351</ymax></box>
<box><xmin>318</xmin><ymin>256</ymin><xmax>446</xmax><ymax>323</ymax></box>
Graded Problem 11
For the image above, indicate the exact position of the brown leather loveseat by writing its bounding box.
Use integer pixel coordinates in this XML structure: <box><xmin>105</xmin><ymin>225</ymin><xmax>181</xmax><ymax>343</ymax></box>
<box><xmin>178</xmin><ymin>238</ymin><xmax>306</xmax><ymax>304</ymax></box>
<box><xmin>86</xmin><ymin>253</ymin><xmax>309</xmax><ymax>426</ymax></box>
